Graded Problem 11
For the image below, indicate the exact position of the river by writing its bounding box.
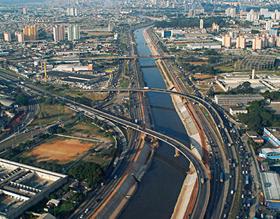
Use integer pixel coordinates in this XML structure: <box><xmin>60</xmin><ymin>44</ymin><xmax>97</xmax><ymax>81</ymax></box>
<box><xmin>119</xmin><ymin>28</ymin><xmax>190</xmax><ymax>219</ymax></box>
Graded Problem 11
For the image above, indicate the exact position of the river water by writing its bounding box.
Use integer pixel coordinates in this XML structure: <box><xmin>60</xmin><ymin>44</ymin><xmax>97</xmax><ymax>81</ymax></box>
<box><xmin>119</xmin><ymin>28</ymin><xmax>190</xmax><ymax>219</ymax></box>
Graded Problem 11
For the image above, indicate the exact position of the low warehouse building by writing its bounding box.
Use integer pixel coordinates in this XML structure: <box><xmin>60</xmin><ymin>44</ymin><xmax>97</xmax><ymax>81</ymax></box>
<box><xmin>261</xmin><ymin>172</ymin><xmax>280</xmax><ymax>209</ymax></box>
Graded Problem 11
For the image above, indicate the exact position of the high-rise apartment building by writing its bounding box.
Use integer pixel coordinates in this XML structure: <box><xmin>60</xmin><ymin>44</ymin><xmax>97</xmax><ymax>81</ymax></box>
<box><xmin>23</xmin><ymin>25</ymin><xmax>38</xmax><ymax>40</ymax></box>
<box><xmin>271</xmin><ymin>10</ymin><xmax>280</xmax><ymax>20</ymax></box>
<box><xmin>212</xmin><ymin>22</ymin><xmax>219</xmax><ymax>32</ymax></box>
<box><xmin>236</xmin><ymin>35</ymin><xmax>246</xmax><ymax>49</ymax></box>
<box><xmin>246</xmin><ymin>9</ymin><xmax>259</xmax><ymax>22</ymax></box>
<box><xmin>225</xmin><ymin>8</ymin><xmax>236</xmax><ymax>17</ymax></box>
<box><xmin>15</xmin><ymin>32</ymin><xmax>24</xmax><ymax>43</ymax></box>
<box><xmin>200</xmin><ymin>19</ymin><xmax>204</xmax><ymax>29</ymax></box>
<box><xmin>53</xmin><ymin>25</ymin><xmax>65</xmax><ymax>42</ymax></box>
<box><xmin>66</xmin><ymin>8</ymin><xmax>78</xmax><ymax>16</ymax></box>
<box><xmin>222</xmin><ymin>34</ymin><xmax>231</xmax><ymax>48</ymax></box>
<box><xmin>22</xmin><ymin>7</ymin><xmax>28</xmax><ymax>15</ymax></box>
<box><xmin>67</xmin><ymin>24</ymin><xmax>80</xmax><ymax>41</ymax></box>
<box><xmin>3</xmin><ymin>32</ymin><xmax>11</xmax><ymax>42</ymax></box>
<box><xmin>252</xmin><ymin>36</ymin><xmax>263</xmax><ymax>50</ymax></box>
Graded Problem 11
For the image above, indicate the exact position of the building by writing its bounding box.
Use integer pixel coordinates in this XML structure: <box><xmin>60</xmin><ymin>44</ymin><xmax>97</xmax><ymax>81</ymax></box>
<box><xmin>200</xmin><ymin>19</ymin><xmax>204</xmax><ymax>29</ymax></box>
<box><xmin>22</xmin><ymin>7</ymin><xmax>27</xmax><ymax>15</ymax></box>
<box><xmin>229</xmin><ymin>106</ymin><xmax>248</xmax><ymax>116</ymax></box>
<box><xmin>246</xmin><ymin>9</ymin><xmax>259</xmax><ymax>22</ymax></box>
<box><xmin>161</xmin><ymin>30</ymin><xmax>173</xmax><ymax>38</ymax></box>
<box><xmin>263</xmin><ymin>128</ymin><xmax>280</xmax><ymax>147</ymax></box>
<box><xmin>260</xmin><ymin>172</ymin><xmax>280</xmax><ymax>209</ymax></box>
<box><xmin>214</xmin><ymin>94</ymin><xmax>264</xmax><ymax>108</ymax></box>
<box><xmin>271</xmin><ymin>10</ymin><xmax>280</xmax><ymax>20</ymax></box>
<box><xmin>265</xmin><ymin>21</ymin><xmax>273</xmax><ymax>31</ymax></box>
<box><xmin>211</xmin><ymin>22</ymin><xmax>219</xmax><ymax>32</ymax></box>
<box><xmin>67</xmin><ymin>24</ymin><xmax>80</xmax><ymax>41</ymax></box>
<box><xmin>222</xmin><ymin>34</ymin><xmax>231</xmax><ymax>48</ymax></box>
<box><xmin>235</xmin><ymin>55</ymin><xmax>277</xmax><ymax>71</ymax></box>
<box><xmin>259</xmin><ymin>148</ymin><xmax>280</xmax><ymax>160</ymax></box>
<box><xmin>23</xmin><ymin>25</ymin><xmax>38</xmax><ymax>41</ymax></box>
<box><xmin>53</xmin><ymin>25</ymin><xmax>65</xmax><ymax>42</ymax></box>
<box><xmin>15</xmin><ymin>32</ymin><xmax>24</xmax><ymax>43</ymax></box>
<box><xmin>252</xmin><ymin>36</ymin><xmax>263</xmax><ymax>50</ymax></box>
<box><xmin>0</xmin><ymin>159</ymin><xmax>67</xmax><ymax>219</ymax></box>
<box><xmin>277</xmin><ymin>37</ymin><xmax>280</xmax><ymax>47</ymax></box>
<box><xmin>3</xmin><ymin>32</ymin><xmax>11</xmax><ymax>42</ymax></box>
<box><xmin>66</xmin><ymin>7</ymin><xmax>78</xmax><ymax>16</ymax></box>
<box><xmin>225</xmin><ymin>7</ymin><xmax>236</xmax><ymax>17</ymax></box>
<box><xmin>236</xmin><ymin>35</ymin><xmax>246</xmax><ymax>49</ymax></box>
<box><xmin>260</xmin><ymin>8</ymin><xmax>271</xmax><ymax>18</ymax></box>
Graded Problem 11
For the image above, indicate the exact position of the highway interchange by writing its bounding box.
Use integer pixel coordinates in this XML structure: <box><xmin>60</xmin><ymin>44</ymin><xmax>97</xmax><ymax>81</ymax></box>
<box><xmin>0</xmin><ymin>72</ymin><xmax>210</xmax><ymax>219</ymax></box>
<box><xmin>0</xmin><ymin>26</ymin><xmax>254</xmax><ymax>219</ymax></box>
<box><xmin>0</xmin><ymin>69</ymin><xmax>254</xmax><ymax>219</ymax></box>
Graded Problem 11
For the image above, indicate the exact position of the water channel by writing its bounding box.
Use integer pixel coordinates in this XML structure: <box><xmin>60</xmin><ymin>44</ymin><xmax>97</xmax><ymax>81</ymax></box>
<box><xmin>119</xmin><ymin>28</ymin><xmax>190</xmax><ymax>219</ymax></box>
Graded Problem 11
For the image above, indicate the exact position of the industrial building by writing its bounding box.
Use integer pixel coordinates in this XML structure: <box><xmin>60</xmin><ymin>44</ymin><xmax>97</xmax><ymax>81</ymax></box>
<box><xmin>261</xmin><ymin>172</ymin><xmax>280</xmax><ymax>209</ymax></box>
<box><xmin>214</xmin><ymin>94</ymin><xmax>264</xmax><ymax>108</ymax></box>
<box><xmin>263</xmin><ymin>128</ymin><xmax>280</xmax><ymax>147</ymax></box>
<box><xmin>229</xmin><ymin>106</ymin><xmax>248</xmax><ymax>116</ymax></box>
<box><xmin>216</xmin><ymin>71</ymin><xmax>280</xmax><ymax>92</ymax></box>
<box><xmin>235</xmin><ymin>55</ymin><xmax>277</xmax><ymax>71</ymax></box>
<box><xmin>0</xmin><ymin>159</ymin><xmax>67</xmax><ymax>219</ymax></box>
<box><xmin>259</xmin><ymin>148</ymin><xmax>280</xmax><ymax>160</ymax></box>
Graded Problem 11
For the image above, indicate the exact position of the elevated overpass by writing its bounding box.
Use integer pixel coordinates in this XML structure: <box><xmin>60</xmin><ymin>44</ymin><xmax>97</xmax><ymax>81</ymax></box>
<box><xmin>0</xmin><ymin>73</ymin><xmax>210</xmax><ymax>219</ymax></box>
<box><xmin>83</xmin><ymin>87</ymin><xmax>225</xmax><ymax>127</ymax></box>
<box><xmin>48</xmin><ymin>55</ymin><xmax>175</xmax><ymax>62</ymax></box>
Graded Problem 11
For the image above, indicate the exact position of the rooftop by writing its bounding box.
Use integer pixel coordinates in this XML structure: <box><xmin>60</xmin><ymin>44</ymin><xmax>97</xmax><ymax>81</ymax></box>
<box><xmin>265</xmin><ymin>127</ymin><xmax>280</xmax><ymax>139</ymax></box>
<box><xmin>0</xmin><ymin>159</ymin><xmax>67</xmax><ymax>219</ymax></box>
<box><xmin>261</xmin><ymin>172</ymin><xmax>280</xmax><ymax>201</ymax></box>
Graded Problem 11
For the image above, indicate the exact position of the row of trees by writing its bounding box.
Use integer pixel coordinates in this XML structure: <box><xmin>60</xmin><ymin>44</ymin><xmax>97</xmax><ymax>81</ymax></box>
<box><xmin>239</xmin><ymin>100</ymin><xmax>280</xmax><ymax>132</ymax></box>
<box><xmin>155</xmin><ymin>16</ymin><xmax>228</xmax><ymax>29</ymax></box>
<box><xmin>68</xmin><ymin>161</ymin><xmax>104</xmax><ymax>188</ymax></box>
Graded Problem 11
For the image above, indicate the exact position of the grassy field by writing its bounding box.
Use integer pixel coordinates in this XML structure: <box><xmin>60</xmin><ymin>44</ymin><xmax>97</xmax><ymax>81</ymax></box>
<box><xmin>67</xmin><ymin>121</ymin><xmax>114</xmax><ymax>142</ymax></box>
<box><xmin>215</xmin><ymin>64</ymin><xmax>235</xmax><ymax>72</ymax></box>
<box><xmin>30</xmin><ymin>103</ymin><xmax>75</xmax><ymax>127</ymax></box>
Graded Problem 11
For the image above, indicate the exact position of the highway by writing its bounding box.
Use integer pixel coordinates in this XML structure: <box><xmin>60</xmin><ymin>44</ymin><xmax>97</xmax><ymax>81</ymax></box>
<box><xmin>0</xmin><ymin>70</ymin><xmax>254</xmax><ymax>219</ymax></box>
<box><xmin>83</xmin><ymin>87</ymin><xmax>243</xmax><ymax>218</ymax></box>
<box><xmin>0</xmin><ymin>70</ymin><xmax>210</xmax><ymax>219</ymax></box>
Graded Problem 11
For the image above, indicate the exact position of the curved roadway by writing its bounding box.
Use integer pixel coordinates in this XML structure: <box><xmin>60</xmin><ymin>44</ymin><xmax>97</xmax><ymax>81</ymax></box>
<box><xmin>0</xmin><ymin>73</ymin><xmax>210</xmax><ymax>219</ymax></box>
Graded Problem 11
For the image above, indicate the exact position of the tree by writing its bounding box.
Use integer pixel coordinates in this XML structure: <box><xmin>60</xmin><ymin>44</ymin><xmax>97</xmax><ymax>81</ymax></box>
<box><xmin>15</xmin><ymin>94</ymin><xmax>29</xmax><ymax>105</ymax></box>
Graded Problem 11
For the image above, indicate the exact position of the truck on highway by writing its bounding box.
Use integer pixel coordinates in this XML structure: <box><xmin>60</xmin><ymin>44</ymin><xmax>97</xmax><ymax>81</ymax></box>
<box><xmin>143</xmin><ymin>87</ymin><xmax>149</xmax><ymax>90</ymax></box>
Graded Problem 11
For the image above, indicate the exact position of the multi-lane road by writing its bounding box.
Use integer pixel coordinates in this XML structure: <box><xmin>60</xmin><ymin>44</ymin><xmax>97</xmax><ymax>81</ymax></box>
<box><xmin>0</xmin><ymin>72</ymin><xmax>210</xmax><ymax>219</ymax></box>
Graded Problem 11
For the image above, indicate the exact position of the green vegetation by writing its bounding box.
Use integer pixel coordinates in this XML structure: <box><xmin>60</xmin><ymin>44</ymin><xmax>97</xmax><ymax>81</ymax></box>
<box><xmin>15</xmin><ymin>93</ymin><xmax>29</xmax><ymax>105</ymax></box>
<box><xmin>155</xmin><ymin>16</ymin><xmax>228</xmax><ymax>28</ymax></box>
<box><xmin>239</xmin><ymin>100</ymin><xmax>280</xmax><ymax>132</ymax></box>
<box><xmin>51</xmin><ymin>188</ymin><xmax>84</xmax><ymax>217</ymax></box>
<box><xmin>183</xmin><ymin>62</ymin><xmax>220</xmax><ymax>75</ymax></box>
<box><xmin>68</xmin><ymin>161</ymin><xmax>103</xmax><ymax>187</ymax></box>
<box><xmin>54</xmin><ymin>201</ymin><xmax>75</xmax><ymax>216</ymax></box>
<box><xmin>229</xmin><ymin>82</ymin><xmax>255</xmax><ymax>94</ymax></box>
<box><xmin>119</xmin><ymin>77</ymin><xmax>129</xmax><ymax>88</ymax></box>
<box><xmin>215</xmin><ymin>63</ymin><xmax>235</xmax><ymax>72</ymax></box>
<box><xmin>30</xmin><ymin>101</ymin><xmax>74</xmax><ymax>127</ymax></box>
<box><xmin>263</xmin><ymin>91</ymin><xmax>280</xmax><ymax>101</ymax></box>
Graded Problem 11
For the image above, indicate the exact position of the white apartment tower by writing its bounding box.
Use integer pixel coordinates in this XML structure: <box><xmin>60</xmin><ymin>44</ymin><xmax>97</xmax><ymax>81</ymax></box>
<box><xmin>53</xmin><ymin>25</ymin><xmax>65</xmax><ymax>42</ymax></box>
<box><xmin>67</xmin><ymin>24</ymin><xmax>80</xmax><ymax>41</ymax></box>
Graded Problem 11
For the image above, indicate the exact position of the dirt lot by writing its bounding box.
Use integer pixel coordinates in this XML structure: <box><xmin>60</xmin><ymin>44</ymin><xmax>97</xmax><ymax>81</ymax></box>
<box><xmin>27</xmin><ymin>138</ymin><xmax>94</xmax><ymax>164</ymax></box>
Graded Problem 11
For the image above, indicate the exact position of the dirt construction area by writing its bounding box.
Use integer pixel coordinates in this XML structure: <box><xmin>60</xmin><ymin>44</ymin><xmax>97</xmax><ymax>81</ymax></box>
<box><xmin>27</xmin><ymin>138</ymin><xmax>94</xmax><ymax>164</ymax></box>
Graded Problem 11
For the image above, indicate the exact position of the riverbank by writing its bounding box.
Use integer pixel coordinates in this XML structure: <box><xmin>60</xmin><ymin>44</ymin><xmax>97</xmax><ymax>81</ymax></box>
<box><xmin>143</xmin><ymin>27</ymin><xmax>205</xmax><ymax>218</ymax></box>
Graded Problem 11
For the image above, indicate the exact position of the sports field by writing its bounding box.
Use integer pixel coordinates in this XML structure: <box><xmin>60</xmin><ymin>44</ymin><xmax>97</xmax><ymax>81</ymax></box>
<box><xmin>28</xmin><ymin>138</ymin><xmax>94</xmax><ymax>164</ymax></box>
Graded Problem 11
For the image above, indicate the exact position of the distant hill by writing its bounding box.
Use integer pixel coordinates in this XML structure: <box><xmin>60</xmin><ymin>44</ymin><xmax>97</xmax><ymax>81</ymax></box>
<box><xmin>0</xmin><ymin>0</ymin><xmax>46</xmax><ymax>4</ymax></box>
